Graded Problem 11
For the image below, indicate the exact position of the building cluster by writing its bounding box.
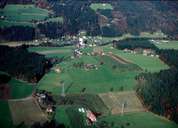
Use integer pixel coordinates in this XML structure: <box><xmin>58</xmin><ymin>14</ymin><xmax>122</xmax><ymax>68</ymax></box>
<box><xmin>123</xmin><ymin>48</ymin><xmax>159</xmax><ymax>57</ymax></box>
<box><xmin>78</xmin><ymin>107</ymin><xmax>97</xmax><ymax>126</ymax></box>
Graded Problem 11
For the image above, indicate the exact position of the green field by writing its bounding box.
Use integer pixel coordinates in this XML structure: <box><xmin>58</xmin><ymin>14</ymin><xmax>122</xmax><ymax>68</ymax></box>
<box><xmin>97</xmin><ymin>112</ymin><xmax>178</xmax><ymax>128</ymax></box>
<box><xmin>55</xmin><ymin>94</ymin><xmax>109</xmax><ymax>115</ymax></box>
<box><xmin>35</xmin><ymin>45</ymin><xmax>168</xmax><ymax>94</ymax></box>
<box><xmin>38</xmin><ymin>54</ymin><xmax>141</xmax><ymax>94</ymax></box>
<box><xmin>153</xmin><ymin>40</ymin><xmax>178</xmax><ymax>50</ymax></box>
<box><xmin>55</xmin><ymin>105</ymin><xmax>87</xmax><ymax>128</ymax></box>
<box><xmin>90</xmin><ymin>3</ymin><xmax>113</xmax><ymax>11</ymax></box>
<box><xmin>0</xmin><ymin>100</ymin><xmax>13</xmax><ymax>128</ymax></box>
<box><xmin>28</xmin><ymin>46</ymin><xmax>73</xmax><ymax>58</ymax></box>
<box><xmin>0</xmin><ymin>4</ymin><xmax>49</xmax><ymax>27</ymax></box>
<box><xmin>103</xmin><ymin>44</ymin><xmax>169</xmax><ymax>72</ymax></box>
<box><xmin>8</xmin><ymin>79</ymin><xmax>34</xmax><ymax>99</ymax></box>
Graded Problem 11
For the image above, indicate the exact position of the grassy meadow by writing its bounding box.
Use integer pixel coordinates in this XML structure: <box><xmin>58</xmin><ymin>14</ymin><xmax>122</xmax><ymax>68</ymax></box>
<box><xmin>153</xmin><ymin>40</ymin><xmax>178</xmax><ymax>50</ymax></box>
<box><xmin>97</xmin><ymin>112</ymin><xmax>178</xmax><ymax>128</ymax></box>
<box><xmin>102</xmin><ymin>44</ymin><xmax>169</xmax><ymax>72</ymax></box>
<box><xmin>8</xmin><ymin>79</ymin><xmax>34</xmax><ymax>99</ymax></box>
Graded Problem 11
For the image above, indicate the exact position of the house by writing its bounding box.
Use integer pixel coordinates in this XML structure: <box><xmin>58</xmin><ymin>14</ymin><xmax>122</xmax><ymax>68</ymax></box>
<box><xmin>143</xmin><ymin>49</ymin><xmax>155</xmax><ymax>56</ymax></box>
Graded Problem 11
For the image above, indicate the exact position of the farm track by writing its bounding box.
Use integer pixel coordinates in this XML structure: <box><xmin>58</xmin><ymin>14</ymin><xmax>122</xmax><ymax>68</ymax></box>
<box><xmin>37</xmin><ymin>49</ymin><xmax>68</xmax><ymax>54</ymax></box>
<box><xmin>107</xmin><ymin>52</ymin><xmax>132</xmax><ymax>64</ymax></box>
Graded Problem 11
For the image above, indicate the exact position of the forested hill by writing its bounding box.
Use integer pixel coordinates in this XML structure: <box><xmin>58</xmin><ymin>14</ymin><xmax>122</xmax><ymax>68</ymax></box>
<box><xmin>0</xmin><ymin>0</ymin><xmax>178</xmax><ymax>40</ymax></box>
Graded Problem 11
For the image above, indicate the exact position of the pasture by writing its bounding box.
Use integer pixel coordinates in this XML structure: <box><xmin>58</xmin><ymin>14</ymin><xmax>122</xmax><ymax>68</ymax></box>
<box><xmin>55</xmin><ymin>94</ymin><xmax>109</xmax><ymax>115</ymax></box>
<box><xmin>97</xmin><ymin>112</ymin><xmax>178</xmax><ymax>128</ymax></box>
<box><xmin>103</xmin><ymin>44</ymin><xmax>169</xmax><ymax>72</ymax></box>
<box><xmin>153</xmin><ymin>40</ymin><xmax>178</xmax><ymax>50</ymax></box>
<box><xmin>55</xmin><ymin>105</ymin><xmax>87</xmax><ymax>128</ymax></box>
<box><xmin>8</xmin><ymin>97</ymin><xmax>47</xmax><ymax>125</ymax></box>
<box><xmin>8</xmin><ymin>78</ymin><xmax>34</xmax><ymax>99</ymax></box>
<box><xmin>90</xmin><ymin>3</ymin><xmax>113</xmax><ymax>11</ymax></box>
<box><xmin>38</xmin><ymin>53</ymin><xmax>141</xmax><ymax>94</ymax></box>
<box><xmin>0</xmin><ymin>4</ymin><xmax>49</xmax><ymax>27</ymax></box>
<box><xmin>99</xmin><ymin>91</ymin><xmax>145</xmax><ymax>115</ymax></box>
<box><xmin>28</xmin><ymin>46</ymin><xmax>73</xmax><ymax>58</ymax></box>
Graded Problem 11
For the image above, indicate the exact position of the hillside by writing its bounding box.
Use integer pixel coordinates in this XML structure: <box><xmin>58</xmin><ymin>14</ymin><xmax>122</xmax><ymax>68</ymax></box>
<box><xmin>0</xmin><ymin>0</ymin><xmax>178</xmax><ymax>41</ymax></box>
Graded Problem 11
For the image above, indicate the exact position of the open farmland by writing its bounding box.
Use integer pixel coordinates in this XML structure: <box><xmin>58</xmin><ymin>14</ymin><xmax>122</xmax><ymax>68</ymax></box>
<box><xmin>37</xmin><ymin>51</ymin><xmax>141</xmax><ymax>94</ymax></box>
<box><xmin>0</xmin><ymin>4</ymin><xmax>49</xmax><ymax>27</ymax></box>
<box><xmin>103</xmin><ymin>44</ymin><xmax>169</xmax><ymax>72</ymax></box>
<box><xmin>99</xmin><ymin>91</ymin><xmax>145</xmax><ymax>115</ymax></box>
<box><xmin>55</xmin><ymin>105</ymin><xmax>87</xmax><ymax>128</ymax></box>
<box><xmin>55</xmin><ymin>94</ymin><xmax>109</xmax><ymax>115</ymax></box>
<box><xmin>28</xmin><ymin>46</ymin><xmax>73</xmax><ymax>58</ymax></box>
<box><xmin>97</xmin><ymin>112</ymin><xmax>178</xmax><ymax>128</ymax></box>
<box><xmin>8</xmin><ymin>79</ymin><xmax>34</xmax><ymax>99</ymax></box>
<box><xmin>8</xmin><ymin>97</ymin><xmax>47</xmax><ymax>125</ymax></box>
<box><xmin>153</xmin><ymin>40</ymin><xmax>178</xmax><ymax>50</ymax></box>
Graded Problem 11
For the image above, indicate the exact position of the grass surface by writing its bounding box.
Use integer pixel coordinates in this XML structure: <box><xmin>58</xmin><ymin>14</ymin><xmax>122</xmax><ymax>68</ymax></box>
<box><xmin>28</xmin><ymin>46</ymin><xmax>73</xmax><ymax>58</ymax></box>
<box><xmin>0</xmin><ymin>4</ymin><xmax>49</xmax><ymax>27</ymax></box>
<box><xmin>97</xmin><ymin>112</ymin><xmax>178</xmax><ymax>128</ymax></box>
<box><xmin>38</xmin><ymin>54</ymin><xmax>141</xmax><ymax>94</ymax></box>
<box><xmin>55</xmin><ymin>94</ymin><xmax>109</xmax><ymax>115</ymax></box>
<box><xmin>8</xmin><ymin>79</ymin><xmax>34</xmax><ymax>99</ymax></box>
<box><xmin>90</xmin><ymin>3</ymin><xmax>113</xmax><ymax>11</ymax></box>
<box><xmin>55</xmin><ymin>105</ymin><xmax>86</xmax><ymax>128</ymax></box>
<box><xmin>153</xmin><ymin>40</ymin><xmax>178</xmax><ymax>50</ymax></box>
<box><xmin>103</xmin><ymin>44</ymin><xmax>169</xmax><ymax>72</ymax></box>
<box><xmin>0</xmin><ymin>100</ymin><xmax>13</xmax><ymax>128</ymax></box>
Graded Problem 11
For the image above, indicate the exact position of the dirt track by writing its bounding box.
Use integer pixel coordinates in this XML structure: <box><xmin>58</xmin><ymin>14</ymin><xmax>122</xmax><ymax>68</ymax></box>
<box><xmin>107</xmin><ymin>52</ymin><xmax>131</xmax><ymax>64</ymax></box>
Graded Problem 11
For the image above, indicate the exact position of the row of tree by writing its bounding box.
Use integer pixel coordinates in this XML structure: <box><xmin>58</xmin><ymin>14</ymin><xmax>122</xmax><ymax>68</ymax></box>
<box><xmin>115</xmin><ymin>38</ymin><xmax>157</xmax><ymax>50</ymax></box>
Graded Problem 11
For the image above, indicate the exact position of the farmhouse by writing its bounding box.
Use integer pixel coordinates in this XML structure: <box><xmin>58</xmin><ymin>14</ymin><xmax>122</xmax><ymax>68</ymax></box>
<box><xmin>92</xmin><ymin>47</ymin><xmax>105</xmax><ymax>56</ymax></box>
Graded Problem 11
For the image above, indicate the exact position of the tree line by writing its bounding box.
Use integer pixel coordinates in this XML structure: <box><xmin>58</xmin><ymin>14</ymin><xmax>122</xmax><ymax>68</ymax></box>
<box><xmin>115</xmin><ymin>38</ymin><xmax>178</xmax><ymax>123</ymax></box>
<box><xmin>0</xmin><ymin>45</ymin><xmax>52</xmax><ymax>82</ymax></box>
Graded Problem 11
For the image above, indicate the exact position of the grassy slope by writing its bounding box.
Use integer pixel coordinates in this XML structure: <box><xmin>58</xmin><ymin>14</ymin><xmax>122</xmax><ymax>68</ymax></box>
<box><xmin>0</xmin><ymin>4</ymin><xmax>49</xmax><ymax>27</ymax></box>
<box><xmin>153</xmin><ymin>40</ymin><xmax>178</xmax><ymax>50</ymax></box>
<box><xmin>35</xmin><ymin>45</ymin><xmax>168</xmax><ymax>94</ymax></box>
<box><xmin>97</xmin><ymin>112</ymin><xmax>178</xmax><ymax>128</ymax></box>
<box><xmin>28</xmin><ymin>46</ymin><xmax>73</xmax><ymax>58</ymax></box>
<box><xmin>0</xmin><ymin>100</ymin><xmax>13</xmax><ymax>128</ymax></box>
<box><xmin>103</xmin><ymin>44</ymin><xmax>169</xmax><ymax>72</ymax></box>
<box><xmin>55</xmin><ymin>106</ymin><xmax>86</xmax><ymax>128</ymax></box>
<box><xmin>39</xmin><ymin>53</ymin><xmax>140</xmax><ymax>94</ymax></box>
<box><xmin>8</xmin><ymin>79</ymin><xmax>34</xmax><ymax>99</ymax></box>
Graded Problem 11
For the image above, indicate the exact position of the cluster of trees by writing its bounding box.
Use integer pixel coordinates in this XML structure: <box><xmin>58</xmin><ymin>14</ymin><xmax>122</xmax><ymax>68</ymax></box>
<box><xmin>0</xmin><ymin>73</ymin><xmax>11</xmax><ymax>84</ymax></box>
<box><xmin>1</xmin><ymin>0</ymin><xmax>178</xmax><ymax>41</ymax></box>
<box><xmin>0</xmin><ymin>26</ymin><xmax>35</xmax><ymax>41</ymax></box>
<box><xmin>37</xmin><ymin>21</ymin><xmax>64</xmax><ymax>39</ymax></box>
<box><xmin>52</xmin><ymin>1</ymin><xmax>101</xmax><ymax>36</ymax></box>
<box><xmin>0</xmin><ymin>45</ymin><xmax>52</xmax><ymax>82</ymax></box>
<box><xmin>158</xmin><ymin>49</ymin><xmax>178</xmax><ymax>68</ymax></box>
<box><xmin>115</xmin><ymin>38</ymin><xmax>157</xmax><ymax>50</ymax></box>
<box><xmin>136</xmin><ymin>68</ymin><xmax>178</xmax><ymax>123</ymax></box>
